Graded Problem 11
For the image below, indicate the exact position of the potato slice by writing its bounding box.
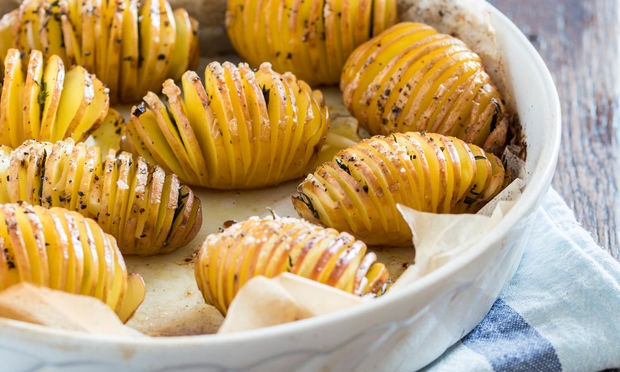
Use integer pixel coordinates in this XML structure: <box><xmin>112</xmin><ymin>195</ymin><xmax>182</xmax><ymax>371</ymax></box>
<box><xmin>169</xmin><ymin>8</ymin><xmax>197</xmax><ymax>80</ymax></box>
<box><xmin>79</xmin><ymin>0</ymin><xmax>98</xmax><ymax>71</ymax></box>
<box><xmin>119</xmin><ymin>0</ymin><xmax>140</xmax><ymax>102</ymax></box>
<box><xmin>0</xmin><ymin>11</ymin><xmax>17</xmax><ymax>72</ymax></box>
<box><xmin>72</xmin><ymin>71</ymin><xmax>109</xmax><ymax>140</ymax></box>
<box><xmin>0</xmin><ymin>50</ymin><xmax>25</xmax><ymax>147</ymax></box>
<box><xmin>53</xmin><ymin>66</ymin><xmax>89</xmax><ymax>141</ymax></box>
<box><xmin>22</xmin><ymin>50</ymin><xmax>45</xmax><ymax>140</ymax></box>
<box><xmin>38</xmin><ymin>0</ymin><xmax>67</xmax><ymax>61</ymax></box>
<box><xmin>100</xmin><ymin>0</ymin><xmax>123</xmax><ymax>101</ymax></box>
<box><xmin>38</xmin><ymin>55</ymin><xmax>65</xmax><ymax>141</ymax></box>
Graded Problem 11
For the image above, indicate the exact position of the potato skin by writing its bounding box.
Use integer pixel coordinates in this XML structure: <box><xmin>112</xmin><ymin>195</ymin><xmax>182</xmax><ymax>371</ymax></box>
<box><xmin>0</xmin><ymin>138</ymin><xmax>202</xmax><ymax>256</ymax></box>
<box><xmin>123</xmin><ymin>62</ymin><xmax>329</xmax><ymax>190</ymax></box>
<box><xmin>293</xmin><ymin>132</ymin><xmax>506</xmax><ymax>247</ymax></box>
<box><xmin>340</xmin><ymin>22</ymin><xmax>508</xmax><ymax>154</ymax></box>
<box><xmin>226</xmin><ymin>0</ymin><xmax>397</xmax><ymax>86</ymax></box>
<box><xmin>194</xmin><ymin>216</ymin><xmax>389</xmax><ymax>315</ymax></box>
<box><xmin>0</xmin><ymin>0</ymin><xmax>199</xmax><ymax>103</ymax></box>
<box><xmin>0</xmin><ymin>202</ymin><xmax>144</xmax><ymax>322</ymax></box>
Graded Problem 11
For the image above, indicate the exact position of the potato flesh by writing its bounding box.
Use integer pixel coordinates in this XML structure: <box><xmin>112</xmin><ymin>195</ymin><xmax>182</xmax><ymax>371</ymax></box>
<box><xmin>0</xmin><ymin>49</ymin><xmax>110</xmax><ymax>148</ymax></box>
<box><xmin>341</xmin><ymin>22</ymin><xmax>508</xmax><ymax>154</ymax></box>
<box><xmin>124</xmin><ymin>62</ymin><xmax>329</xmax><ymax>189</ymax></box>
<box><xmin>194</xmin><ymin>216</ymin><xmax>390</xmax><ymax>315</ymax></box>
<box><xmin>0</xmin><ymin>0</ymin><xmax>199</xmax><ymax>103</ymax></box>
<box><xmin>226</xmin><ymin>0</ymin><xmax>398</xmax><ymax>86</ymax></box>
<box><xmin>0</xmin><ymin>203</ymin><xmax>144</xmax><ymax>322</ymax></box>
<box><xmin>293</xmin><ymin>132</ymin><xmax>506</xmax><ymax>247</ymax></box>
<box><xmin>0</xmin><ymin>138</ymin><xmax>202</xmax><ymax>256</ymax></box>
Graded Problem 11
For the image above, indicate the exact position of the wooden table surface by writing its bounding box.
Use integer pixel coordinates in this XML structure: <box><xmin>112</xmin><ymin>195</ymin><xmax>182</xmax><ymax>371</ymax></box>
<box><xmin>489</xmin><ymin>0</ymin><xmax>619</xmax><ymax>261</ymax></box>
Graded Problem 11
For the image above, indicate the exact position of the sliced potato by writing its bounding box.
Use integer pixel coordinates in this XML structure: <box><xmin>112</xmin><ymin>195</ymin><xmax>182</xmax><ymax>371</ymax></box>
<box><xmin>2</xmin><ymin>0</ymin><xmax>199</xmax><ymax>104</ymax></box>
<box><xmin>0</xmin><ymin>49</ymin><xmax>110</xmax><ymax>146</ymax></box>
<box><xmin>195</xmin><ymin>216</ymin><xmax>390</xmax><ymax>315</ymax></box>
<box><xmin>0</xmin><ymin>49</ymin><xmax>25</xmax><ymax>147</ymax></box>
<box><xmin>226</xmin><ymin>0</ymin><xmax>398</xmax><ymax>86</ymax></box>
<box><xmin>0</xmin><ymin>138</ymin><xmax>203</xmax><ymax>256</ymax></box>
<box><xmin>341</xmin><ymin>22</ymin><xmax>508</xmax><ymax>154</ymax></box>
<box><xmin>124</xmin><ymin>62</ymin><xmax>329</xmax><ymax>189</ymax></box>
<box><xmin>0</xmin><ymin>203</ymin><xmax>144</xmax><ymax>322</ymax></box>
<box><xmin>293</xmin><ymin>132</ymin><xmax>506</xmax><ymax>246</ymax></box>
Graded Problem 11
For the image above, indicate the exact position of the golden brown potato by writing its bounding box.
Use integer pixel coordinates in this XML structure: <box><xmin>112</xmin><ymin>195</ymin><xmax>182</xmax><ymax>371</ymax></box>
<box><xmin>0</xmin><ymin>49</ymin><xmax>111</xmax><ymax>148</ymax></box>
<box><xmin>0</xmin><ymin>202</ymin><xmax>144</xmax><ymax>322</ymax></box>
<box><xmin>123</xmin><ymin>61</ymin><xmax>329</xmax><ymax>189</ymax></box>
<box><xmin>226</xmin><ymin>0</ymin><xmax>398</xmax><ymax>86</ymax></box>
<box><xmin>0</xmin><ymin>138</ymin><xmax>202</xmax><ymax>256</ymax></box>
<box><xmin>340</xmin><ymin>22</ymin><xmax>509</xmax><ymax>154</ymax></box>
<box><xmin>0</xmin><ymin>0</ymin><xmax>199</xmax><ymax>103</ymax></box>
<box><xmin>194</xmin><ymin>216</ymin><xmax>389</xmax><ymax>315</ymax></box>
<box><xmin>293</xmin><ymin>132</ymin><xmax>506</xmax><ymax>246</ymax></box>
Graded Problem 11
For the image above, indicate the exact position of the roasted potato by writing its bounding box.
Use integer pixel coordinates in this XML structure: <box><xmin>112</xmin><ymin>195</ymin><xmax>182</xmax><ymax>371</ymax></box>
<box><xmin>123</xmin><ymin>61</ymin><xmax>329</xmax><ymax>189</ymax></box>
<box><xmin>293</xmin><ymin>132</ymin><xmax>506</xmax><ymax>247</ymax></box>
<box><xmin>0</xmin><ymin>0</ymin><xmax>199</xmax><ymax>103</ymax></box>
<box><xmin>0</xmin><ymin>138</ymin><xmax>202</xmax><ymax>256</ymax></box>
<box><xmin>0</xmin><ymin>202</ymin><xmax>144</xmax><ymax>322</ymax></box>
<box><xmin>340</xmin><ymin>22</ymin><xmax>509</xmax><ymax>154</ymax></box>
<box><xmin>0</xmin><ymin>49</ymin><xmax>111</xmax><ymax>148</ymax></box>
<box><xmin>226</xmin><ymin>0</ymin><xmax>397</xmax><ymax>86</ymax></box>
<box><xmin>195</xmin><ymin>216</ymin><xmax>389</xmax><ymax>315</ymax></box>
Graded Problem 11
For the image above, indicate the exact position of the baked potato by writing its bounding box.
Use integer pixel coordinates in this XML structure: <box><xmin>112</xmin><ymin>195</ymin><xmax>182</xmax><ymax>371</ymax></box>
<box><xmin>123</xmin><ymin>61</ymin><xmax>329</xmax><ymax>189</ymax></box>
<box><xmin>293</xmin><ymin>132</ymin><xmax>506</xmax><ymax>246</ymax></box>
<box><xmin>340</xmin><ymin>22</ymin><xmax>509</xmax><ymax>154</ymax></box>
<box><xmin>0</xmin><ymin>202</ymin><xmax>144</xmax><ymax>322</ymax></box>
<box><xmin>195</xmin><ymin>216</ymin><xmax>389</xmax><ymax>315</ymax></box>
<box><xmin>0</xmin><ymin>0</ymin><xmax>199</xmax><ymax>103</ymax></box>
<box><xmin>0</xmin><ymin>138</ymin><xmax>202</xmax><ymax>256</ymax></box>
<box><xmin>226</xmin><ymin>0</ymin><xmax>397</xmax><ymax>86</ymax></box>
<box><xmin>0</xmin><ymin>48</ymin><xmax>111</xmax><ymax>148</ymax></box>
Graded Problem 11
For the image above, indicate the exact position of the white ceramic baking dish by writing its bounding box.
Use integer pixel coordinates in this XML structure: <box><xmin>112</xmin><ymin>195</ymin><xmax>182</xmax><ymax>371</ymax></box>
<box><xmin>0</xmin><ymin>3</ymin><xmax>561</xmax><ymax>371</ymax></box>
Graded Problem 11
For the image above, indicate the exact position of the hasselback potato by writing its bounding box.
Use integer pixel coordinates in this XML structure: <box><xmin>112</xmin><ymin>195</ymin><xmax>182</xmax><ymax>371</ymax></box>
<box><xmin>340</xmin><ymin>22</ymin><xmax>509</xmax><ymax>154</ymax></box>
<box><xmin>0</xmin><ymin>49</ymin><xmax>111</xmax><ymax>148</ymax></box>
<box><xmin>195</xmin><ymin>216</ymin><xmax>389</xmax><ymax>315</ymax></box>
<box><xmin>0</xmin><ymin>202</ymin><xmax>144</xmax><ymax>322</ymax></box>
<box><xmin>292</xmin><ymin>132</ymin><xmax>506</xmax><ymax>247</ymax></box>
<box><xmin>0</xmin><ymin>138</ymin><xmax>202</xmax><ymax>256</ymax></box>
<box><xmin>0</xmin><ymin>0</ymin><xmax>199</xmax><ymax>103</ymax></box>
<box><xmin>226</xmin><ymin>0</ymin><xmax>398</xmax><ymax>86</ymax></box>
<box><xmin>123</xmin><ymin>61</ymin><xmax>329</xmax><ymax>189</ymax></box>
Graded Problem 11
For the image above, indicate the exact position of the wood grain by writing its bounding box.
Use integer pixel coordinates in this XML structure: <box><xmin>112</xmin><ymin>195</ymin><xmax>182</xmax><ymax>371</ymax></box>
<box><xmin>489</xmin><ymin>0</ymin><xmax>620</xmax><ymax>261</ymax></box>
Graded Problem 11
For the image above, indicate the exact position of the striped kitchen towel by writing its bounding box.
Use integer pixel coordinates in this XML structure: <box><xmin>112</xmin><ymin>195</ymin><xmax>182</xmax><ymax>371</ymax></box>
<box><xmin>423</xmin><ymin>188</ymin><xmax>620</xmax><ymax>371</ymax></box>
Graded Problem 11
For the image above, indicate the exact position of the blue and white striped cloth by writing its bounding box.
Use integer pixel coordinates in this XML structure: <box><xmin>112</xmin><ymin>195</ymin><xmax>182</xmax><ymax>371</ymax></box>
<box><xmin>424</xmin><ymin>188</ymin><xmax>620</xmax><ymax>371</ymax></box>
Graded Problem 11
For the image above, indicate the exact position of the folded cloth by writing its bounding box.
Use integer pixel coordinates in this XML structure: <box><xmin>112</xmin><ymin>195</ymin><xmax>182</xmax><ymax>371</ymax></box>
<box><xmin>422</xmin><ymin>188</ymin><xmax>620</xmax><ymax>372</ymax></box>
